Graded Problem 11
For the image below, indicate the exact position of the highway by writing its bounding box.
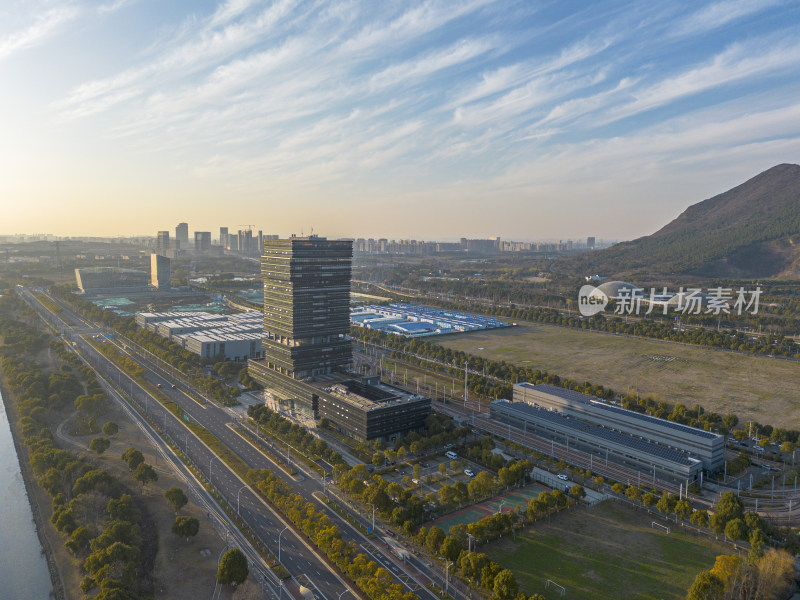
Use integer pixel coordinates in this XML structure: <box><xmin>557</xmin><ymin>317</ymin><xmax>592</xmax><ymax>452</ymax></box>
<box><xmin>20</xmin><ymin>287</ymin><xmax>459</xmax><ymax>600</ymax></box>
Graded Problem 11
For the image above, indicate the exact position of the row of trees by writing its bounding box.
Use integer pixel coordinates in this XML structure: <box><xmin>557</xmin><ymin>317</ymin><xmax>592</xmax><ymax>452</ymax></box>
<box><xmin>686</xmin><ymin>549</ymin><xmax>796</xmax><ymax>600</ymax></box>
<box><xmin>246</xmin><ymin>467</ymin><xmax>418</xmax><ymax>600</ymax></box>
<box><xmin>247</xmin><ymin>404</ymin><xmax>348</xmax><ymax>470</ymax></box>
<box><xmin>350</xmin><ymin>326</ymin><xmax>800</xmax><ymax>444</ymax></box>
<box><xmin>0</xmin><ymin>348</ymin><xmax>146</xmax><ymax>600</ymax></box>
<box><xmin>412</xmin><ymin>488</ymin><xmax>575</xmax><ymax>600</ymax></box>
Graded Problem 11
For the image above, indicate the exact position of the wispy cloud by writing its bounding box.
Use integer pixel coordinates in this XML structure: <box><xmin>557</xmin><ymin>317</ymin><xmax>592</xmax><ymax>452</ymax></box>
<box><xmin>671</xmin><ymin>0</ymin><xmax>785</xmax><ymax>37</ymax></box>
<box><xmin>0</xmin><ymin>7</ymin><xmax>79</xmax><ymax>61</ymax></box>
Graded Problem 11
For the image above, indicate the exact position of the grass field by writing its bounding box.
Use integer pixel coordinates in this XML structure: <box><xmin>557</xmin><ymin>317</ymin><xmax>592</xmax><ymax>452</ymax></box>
<box><xmin>489</xmin><ymin>500</ymin><xmax>728</xmax><ymax>600</ymax></box>
<box><xmin>436</xmin><ymin>320</ymin><xmax>800</xmax><ymax>426</ymax></box>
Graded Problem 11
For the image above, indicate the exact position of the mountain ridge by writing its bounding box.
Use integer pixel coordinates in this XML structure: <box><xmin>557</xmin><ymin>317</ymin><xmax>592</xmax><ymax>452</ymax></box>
<box><xmin>565</xmin><ymin>163</ymin><xmax>800</xmax><ymax>279</ymax></box>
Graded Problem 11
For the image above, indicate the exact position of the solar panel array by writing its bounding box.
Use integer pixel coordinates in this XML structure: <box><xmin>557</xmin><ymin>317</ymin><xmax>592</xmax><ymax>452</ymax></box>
<box><xmin>527</xmin><ymin>383</ymin><xmax>718</xmax><ymax>440</ymax></box>
<box><xmin>587</xmin><ymin>427</ymin><xmax>694</xmax><ymax>466</ymax></box>
<box><xmin>492</xmin><ymin>401</ymin><xmax>695</xmax><ymax>467</ymax></box>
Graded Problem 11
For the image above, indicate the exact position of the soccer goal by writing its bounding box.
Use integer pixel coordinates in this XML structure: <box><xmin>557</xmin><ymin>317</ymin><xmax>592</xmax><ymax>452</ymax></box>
<box><xmin>545</xmin><ymin>579</ymin><xmax>566</xmax><ymax>597</ymax></box>
<box><xmin>651</xmin><ymin>521</ymin><xmax>670</xmax><ymax>534</ymax></box>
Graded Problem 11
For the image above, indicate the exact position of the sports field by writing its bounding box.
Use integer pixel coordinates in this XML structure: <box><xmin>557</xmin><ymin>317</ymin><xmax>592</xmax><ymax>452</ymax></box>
<box><xmin>428</xmin><ymin>483</ymin><xmax>549</xmax><ymax>531</ymax></box>
<box><xmin>437</xmin><ymin>320</ymin><xmax>800</xmax><ymax>426</ymax></box>
<box><xmin>489</xmin><ymin>500</ymin><xmax>728</xmax><ymax>600</ymax></box>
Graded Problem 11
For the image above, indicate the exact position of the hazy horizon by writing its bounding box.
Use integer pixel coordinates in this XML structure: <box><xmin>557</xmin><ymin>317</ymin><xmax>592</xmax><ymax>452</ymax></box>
<box><xmin>2</xmin><ymin>1</ymin><xmax>799</xmax><ymax>240</ymax></box>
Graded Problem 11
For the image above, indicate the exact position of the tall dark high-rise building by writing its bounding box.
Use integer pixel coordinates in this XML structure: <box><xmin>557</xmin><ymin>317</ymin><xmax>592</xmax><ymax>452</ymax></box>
<box><xmin>249</xmin><ymin>235</ymin><xmax>430</xmax><ymax>441</ymax></box>
<box><xmin>261</xmin><ymin>236</ymin><xmax>353</xmax><ymax>378</ymax></box>
<box><xmin>219</xmin><ymin>227</ymin><xmax>228</xmax><ymax>248</ymax></box>
<box><xmin>176</xmin><ymin>222</ymin><xmax>189</xmax><ymax>248</ymax></box>
<box><xmin>587</xmin><ymin>236</ymin><xmax>596</xmax><ymax>249</ymax></box>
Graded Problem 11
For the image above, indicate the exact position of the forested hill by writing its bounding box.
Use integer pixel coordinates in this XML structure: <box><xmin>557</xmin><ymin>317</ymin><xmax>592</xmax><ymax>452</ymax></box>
<box><xmin>563</xmin><ymin>163</ymin><xmax>800</xmax><ymax>279</ymax></box>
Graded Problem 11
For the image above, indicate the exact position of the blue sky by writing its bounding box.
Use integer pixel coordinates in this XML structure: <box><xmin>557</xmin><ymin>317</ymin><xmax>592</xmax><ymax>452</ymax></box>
<box><xmin>1</xmin><ymin>0</ymin><xmax>799</xmax><ymax>241</ymax></box>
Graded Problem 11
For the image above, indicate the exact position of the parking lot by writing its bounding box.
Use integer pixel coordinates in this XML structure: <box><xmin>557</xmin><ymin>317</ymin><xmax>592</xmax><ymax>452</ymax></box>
<box><xmin>380</xmin><ymin>451</ymin><xmax>489</xmax><ymax>499</ymax></box>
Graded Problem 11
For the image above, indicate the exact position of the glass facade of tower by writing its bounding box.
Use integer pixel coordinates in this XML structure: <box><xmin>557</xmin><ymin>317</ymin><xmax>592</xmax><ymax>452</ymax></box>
<box><xmin>260</xmin><ymin>236</ymin><xmax>353</xmax><ymax>379</ymax></box>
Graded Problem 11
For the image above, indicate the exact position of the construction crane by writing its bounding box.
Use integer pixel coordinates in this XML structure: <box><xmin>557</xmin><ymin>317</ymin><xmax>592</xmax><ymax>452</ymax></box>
<box><xmin>239</xmin><ymin>224</ymin><xmax>256</xmax><ymax>232</ymax></box>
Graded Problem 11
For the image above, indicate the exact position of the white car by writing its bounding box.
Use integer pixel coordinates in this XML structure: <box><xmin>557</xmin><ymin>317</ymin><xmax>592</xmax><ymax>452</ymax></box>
<box><xmin>557</xmin><ymin>474</ymin><xmax>569</xmax><ymax>481</ymax></box>
<box><xmin>464</xmin><ymin>469</ymin><xmax>475</xmax><ymax>477</ymax></box>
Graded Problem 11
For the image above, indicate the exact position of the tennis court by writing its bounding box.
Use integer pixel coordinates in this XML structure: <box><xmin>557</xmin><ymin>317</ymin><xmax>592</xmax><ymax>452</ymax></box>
<box><xmin>429</xmin><ymin>483</ymin><xmax>550</xmax><ymax>532</ymax></box>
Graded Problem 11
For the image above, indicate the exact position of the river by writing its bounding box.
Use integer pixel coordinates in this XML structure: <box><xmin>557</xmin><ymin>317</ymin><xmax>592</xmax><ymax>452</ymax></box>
<box><xmin>0</xmin><ymin>389</ymin><xmax>54</xmax><ymax>599</ymax></box>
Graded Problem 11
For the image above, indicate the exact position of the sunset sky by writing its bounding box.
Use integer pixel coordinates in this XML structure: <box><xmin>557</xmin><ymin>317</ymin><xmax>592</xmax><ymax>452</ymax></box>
<box><xmin>1</xmin><ymin>0</ymin><xmax>799</xmax><ymax>241</ymax></box>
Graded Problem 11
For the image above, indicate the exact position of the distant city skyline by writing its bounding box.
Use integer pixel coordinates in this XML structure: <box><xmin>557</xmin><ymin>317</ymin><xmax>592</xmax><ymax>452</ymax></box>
<box><xmin>1</xmin><ymin>1</ymin><xmax>799</xmax><ymax>240</ymax></box>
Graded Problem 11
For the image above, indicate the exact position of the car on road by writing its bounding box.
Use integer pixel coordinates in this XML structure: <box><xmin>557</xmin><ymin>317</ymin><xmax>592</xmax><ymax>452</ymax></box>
<box><xmin>464</xmin><ymin>469</ymin><xmax>475</xmax><ymax>477</ymax></box>
<box><xmin>171</xmin><ymin>384</ymin><xmax>176</xmax><ymax>389</ymax></box>
<box><xmin>557</xmin><ymin>474</ymin><xmax>569</xmax><ymax>481</ymax></box>
<box><xmin>156</xmin><ymin>383</ymin><xmax>162</xmax><ymax>388</ymax></box>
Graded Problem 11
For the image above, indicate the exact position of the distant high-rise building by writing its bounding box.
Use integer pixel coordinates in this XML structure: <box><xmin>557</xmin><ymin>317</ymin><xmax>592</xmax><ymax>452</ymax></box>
<box><xmin>194</xmin><ymin>231</ymin><xmax>211</xmax><ymax>252</ymax></box>
<box><xmin>156</xmin><ymin>231</ymin><xmax>170</xmax><ymax>253</ymax></box>
<box><xmin>219</xmin><ymin>227</ymin><xmax>228</xmax><ymax>248</ymax></box>
<box><xmin>150</xmin><ymin>253</ymin><xmax>171</xmax><ymax>289</ymax></box>
<box><xmin>587</xmin><ymin>236</ymin><xmax>596</xmax><ymax>249</ymax></box>
<box><xmin>176</xmin><ymin>222</ymin><xmax>189</xmax><ymax>247</ymax></box>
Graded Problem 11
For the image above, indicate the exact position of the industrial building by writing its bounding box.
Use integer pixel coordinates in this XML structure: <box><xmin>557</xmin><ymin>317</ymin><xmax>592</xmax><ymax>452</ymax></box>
<box><xmin>351</xmin><ymin>303</ymin><xmax>509</xmax><ymax>337</ymax></box>
<box><xmin>135</xmin><ymin>310</ymin><xmax>263</xmax><ymax>361</ymax></box>
<box><xmin>248</xmin><ymin>236</ymin><xmax>431</xmax><ymax>441</ymax></box>
<box><xmin>75</xmin><ymin>267</ymin><xmax>149</xmax><ymax>294</ymax></box>
<box><xmin>492</xmin><ymin>382</ymin><xmax>725</xmax><ymax>481</ymax></box>
<box><xmin>150</xmin><ymin>254</ymin><xmax>171</xmax><ymax>290</ymax></box>
<box><xmin>491</xmin><ymin>399</ymin><xmax>703</xmax><ymax>481</ymax></box>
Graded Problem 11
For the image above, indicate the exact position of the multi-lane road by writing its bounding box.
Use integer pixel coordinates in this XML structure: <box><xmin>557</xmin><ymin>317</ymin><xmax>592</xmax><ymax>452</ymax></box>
<box><xmin>19</xmin><ymin>287</ymin><xmax>461</xmax><ymax>600</ymax></box>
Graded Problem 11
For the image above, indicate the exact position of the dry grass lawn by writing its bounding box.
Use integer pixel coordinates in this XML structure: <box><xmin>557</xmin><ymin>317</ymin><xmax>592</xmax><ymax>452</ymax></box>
<box><xmin>437</xmin><ymin>320</ymin><xmax>800</xmax><ymax>425</ymax></box>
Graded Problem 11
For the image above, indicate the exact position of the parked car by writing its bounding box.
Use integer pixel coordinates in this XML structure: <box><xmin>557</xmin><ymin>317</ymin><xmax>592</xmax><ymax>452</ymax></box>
<box><xmin>464</xmin><ymin>469</ymin><xmax>475</xmax><ymax>477</ymax></box>
<box><xmin>557</xmin><ymin>474</ymin><xmax>569</xmax><ymax>481</ymax></box>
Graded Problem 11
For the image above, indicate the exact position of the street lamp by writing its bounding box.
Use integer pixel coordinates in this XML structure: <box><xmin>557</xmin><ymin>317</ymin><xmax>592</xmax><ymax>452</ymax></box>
<box><xmin>278</xmin><ymin>526</ymin><xmax>289</xmax><ymax>562</ymax></box>
<box><xmin>466</xmin><ymin>533</ymin><xmax>475</xmax><ymax>554</ymax></box>
<box><xmin>438</xmin><ymin>557</ymin><xmax>453</xmax><ymax>597</ymax></box>
<box><xmin>367</xmin><ymin>503</ymin><xmax>376</xmax><ymax>533</ymax></box>
<box><xmin>237</xmin><ymin>485</ymin><xmax>247</xmax><ymax>515</ymax></box>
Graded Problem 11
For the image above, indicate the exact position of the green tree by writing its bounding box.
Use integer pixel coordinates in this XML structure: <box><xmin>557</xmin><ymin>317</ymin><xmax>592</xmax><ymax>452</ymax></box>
<box><xmin>121</xmin><ymin>447</ymin><xmax>144</xmax><ymax>471</ymax></box>
<box><xmin>569</xmin><ymin>485</ymin><xmax>586</xmax><ymax>500</ymax></box>
<box><xmin>164</xmin><ymin>487</ymin><xmax>188</xmax><ymax>513</ymax></box>
<box><xmin>686</xmin><ymin>570</ymin><xmax>724</xmax><ymax>600</ymax></box>
<box><xmin>675</xmin><ymin>499</ymin><xmax>693</xmax><ymax>521</ymax></box>
<box><xmin>439</xmin><ymin>463</ymin><xmax>447</xmax><ymax>477</ymax></box>
<box><xmin>425</xmin><ymin>526</ymin><xmax>446</xmax><ymax>553</ymax></box>
<box><xmin>642</xmin><ymin>493</ymin><xmax>657</xmax><ymax>507</ymax></box>
<box><xmin>492</xmin><ymin>569</ymin><xmax>518</xmax><ymax>600</ymax></box>
<box><xmin>217</xmin><ymin>548</ymin><xmax>248</xmax><ymax>585</ymax></box>
<box><xmin>171</xmin><ymin>516</ymin><xmax>199</xmax><ymax>541</ymax></box>
<box><xmin>439</xmin><ymin>536</ymin><xmax>462</xmax><ymax>562</ymax></box>
<box><xmin>724</xmin><ymin>518</ymin><xmax>746</xmax><ymax>542</ymax></box>
<box><xmin>372</xmin><ymin>452</ymin><xmax>385</xmax><ymax>467</ymax></box>
<box><xmin>656</xmin><ymin>492</ymin><xmax>676</xmax><ymax>515</ymax></box>
<box><xmin>412</xmin><ymin>464</ymin><xmax>421</xmax><ymax>480</ymax></box>
<box><xmin>89</xmin><ymin>437</ymin><xmax>110</xmax><ymax>455</ymax></box>
<box><xmin>106</xmin><ymin>495</ymin><xmax>137</xmax><ymax>522</ymax></box>
<box><xmin>133</xmin><ymin>463</ymin><xmax>158</xmax><ymax>491</ymax></box>
<box><xmin>65</xmin><ymin>525</ymin><xmax>92</xmax><ymax>554</ymax></box>
<box><xmin>102</xmin><ymin>421</ymin><xmax>119</xmax><ymax>436</ymax></box>
<box><xmin>690</xmin><ymin>509</ymin><xmax>709</xmax><ymax>528</ymax></box>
